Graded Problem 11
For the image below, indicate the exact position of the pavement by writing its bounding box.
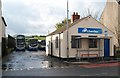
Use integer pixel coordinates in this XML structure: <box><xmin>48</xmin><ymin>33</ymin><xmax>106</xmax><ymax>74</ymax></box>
<box><xmin>66</xmin><ymin>60</ymin><xmax>120</xmax><ymax>65</ymax></box>
<box><xmin>79</xmin><ymin>62</ymin><xmax>119</xmax><ymax>68</ymax></box>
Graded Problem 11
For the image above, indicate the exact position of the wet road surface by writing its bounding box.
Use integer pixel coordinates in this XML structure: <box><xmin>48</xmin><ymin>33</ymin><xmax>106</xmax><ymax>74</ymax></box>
<box><xmin>2</xmin><ymin>50</ymin><xmax>119</xmax><ymax>76</ymax></box>
<box><xmin>2</xmin><ymin>50</ymin><xmax>69</xmax><ymax>71</ymax></box>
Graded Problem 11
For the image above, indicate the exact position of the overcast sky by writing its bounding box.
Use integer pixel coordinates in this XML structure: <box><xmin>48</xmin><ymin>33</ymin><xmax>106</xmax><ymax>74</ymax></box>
<box><xmin>2</xmin><ymin>0</ymin><xmax>106</xmax><ymax>36</ymax></box>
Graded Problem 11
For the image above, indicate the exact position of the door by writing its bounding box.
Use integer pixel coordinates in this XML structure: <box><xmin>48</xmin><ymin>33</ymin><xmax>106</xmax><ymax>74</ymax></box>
<box><xmin>51</xmin><ymin>42</ymin><xmax>53</xmax><ymax>56</ymax></box>
<box><xmin>104</xmin><ymin>39</ymin><xmax>110</xmax><ymax>58</ymax></box>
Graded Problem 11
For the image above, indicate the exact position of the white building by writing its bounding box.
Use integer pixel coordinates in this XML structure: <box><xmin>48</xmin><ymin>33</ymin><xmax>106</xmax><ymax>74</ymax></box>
<box><xmin>0</xmin><ymin>0</ymin><xmax>7</xmax><ymax>58</ymax></box>
<box><xmin>46</xmin><ymin>12</ymin><xmax>115</xmax><ymax>59</ymax></box>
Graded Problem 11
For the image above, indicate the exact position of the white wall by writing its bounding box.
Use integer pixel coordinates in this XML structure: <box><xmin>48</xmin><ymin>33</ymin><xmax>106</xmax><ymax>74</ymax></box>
<box><xmin>46</xmin><ymin>36</ymin><xmax>51</xmax><ymax>55</ymax></box>
<box><xmin>46</xmin><ymin>16</ymin><xmax>114</xmax><ymax>58</ymax></box>
<box><xmin>62</xmin><ymin>16</ymin><xmax>114</xmax><ymax>58</ymax></box>
<box><xmin>0</xmin><ymin>0</ymin><xmax>6</xmax><ymax>58</ymax></box>
<box><xmin>2</xmin><ymin>20</ymin><xmax>6</xmax><ymax>37</ymax></box>
<box><xmin>46</xmin><ymin>33</ymin><xmax>65</xmax><ymax>58</ymax></box>
<box><xmin>0</xmin><ymin>0</ymin><xmax>2</xmax><ymax>58</ymax></box>
<box><xmin>0</xmin><ymin>0</ymin><xmax>2</xmax><ymax>77</ymax></box>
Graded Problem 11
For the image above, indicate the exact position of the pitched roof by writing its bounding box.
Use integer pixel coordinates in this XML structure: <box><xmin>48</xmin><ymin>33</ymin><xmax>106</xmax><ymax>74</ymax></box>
<box><xmin>47</xmin><ymin>16</ymin><xmax>89</xmax><ymax>36</ymax></box>
<box><xmin>47</xmin><ymin>15</ymin><xmax>114</xmax><ymax>36</ymax></box>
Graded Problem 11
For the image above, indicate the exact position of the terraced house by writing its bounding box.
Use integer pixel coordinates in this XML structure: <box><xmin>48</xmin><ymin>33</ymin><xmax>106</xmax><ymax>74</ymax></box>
<box><xmin>100</xmin><ymin>0</ymin><xmax>120</xmax><ymax>47</ymax></box>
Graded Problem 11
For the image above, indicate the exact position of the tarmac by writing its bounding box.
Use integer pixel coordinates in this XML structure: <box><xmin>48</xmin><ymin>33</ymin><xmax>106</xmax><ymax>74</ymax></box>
<box><xmin>2</xmin><ymin>50</ymin><xmax>120</xmax><ymax>68</ymax></box>
<box><xmin>1</xmin><ymin>51</ymin><xmax>120</xmax><ymax>76</ymax></box>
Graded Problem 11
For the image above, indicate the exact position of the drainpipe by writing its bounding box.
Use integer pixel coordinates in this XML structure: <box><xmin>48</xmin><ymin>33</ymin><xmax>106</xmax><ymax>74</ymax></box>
<box><xmin>59</xmin><ymin>33</ymin><xmax>61</xmax><ymax>59</ymax></box>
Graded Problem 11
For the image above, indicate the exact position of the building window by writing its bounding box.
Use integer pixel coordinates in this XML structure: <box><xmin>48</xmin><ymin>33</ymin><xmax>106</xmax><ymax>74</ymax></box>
<box><xmin>89</xmin><ymin>38</ymin><xmax>97</xmax><ymax>48</ymax></box>
<box><xmin>71</xmin><ymin>36</ymin><xmax>81</xmax><ymax>48</ymax></box>
<box><xmin>55</xmin><ymin>37</ymin><xmax>58</xmax><ymax>48</ymax></box>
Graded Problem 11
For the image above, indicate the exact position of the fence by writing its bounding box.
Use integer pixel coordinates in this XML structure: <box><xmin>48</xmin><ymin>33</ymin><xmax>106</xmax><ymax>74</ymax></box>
<box><xmin>7</xmin><ymin>35</ymin><xmax>15</xmax><ymax>49</ymax></box>
<box><xmin>2</xmin><ymin>37</ymin><xmax>7</xmax><ymax>57</ymax></box>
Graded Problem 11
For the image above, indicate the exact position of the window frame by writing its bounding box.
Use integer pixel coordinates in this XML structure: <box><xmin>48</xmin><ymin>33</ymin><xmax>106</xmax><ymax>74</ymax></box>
<box><xmin>71</xmin><ymin>35</ymin><xmax>81</xmax><ymax>48</ymax></box>
<box><xmin>88</xmin><ymin>36</ymin><xmax>97</xmax><ymax>48</ymax></box>
<box><xmin>55</xmin><ymin>36</ymin><xmax>58</xmax><ymax>48</ymax></box>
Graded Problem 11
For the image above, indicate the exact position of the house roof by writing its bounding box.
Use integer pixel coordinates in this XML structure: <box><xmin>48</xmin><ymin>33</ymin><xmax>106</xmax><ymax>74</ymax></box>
<box><xmin>2</xmin><ymin>17</ymin><xmax>7</xmax><ymax>26</ymax></box>
<box><xmin>47</xmin><ymin>16</ymin><xmax>89</xmax><ymax>36</ymax></box>
<box><xmin>47</xmin><ymin>15</ymin><xmax>114</xmax><ymax>36</ymax></box>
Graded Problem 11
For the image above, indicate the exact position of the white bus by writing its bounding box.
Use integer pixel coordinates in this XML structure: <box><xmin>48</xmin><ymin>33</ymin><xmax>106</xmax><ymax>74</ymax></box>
<box><xmin>28</xmin><ymin>38</ymin><xmax>38</xmax><ymax>51</ymax></box>
<box><xmin>16</xmin><ymin>35</ymin><xmax>25</xmax><ymax>51</ymax></box>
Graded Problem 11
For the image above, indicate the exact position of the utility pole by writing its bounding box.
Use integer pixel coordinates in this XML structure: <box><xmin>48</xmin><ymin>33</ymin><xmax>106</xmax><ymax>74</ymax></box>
<box><xmin>66</xmin><ymin>0</ymin><xmax>69</xmax><ymax>61</ymax></box>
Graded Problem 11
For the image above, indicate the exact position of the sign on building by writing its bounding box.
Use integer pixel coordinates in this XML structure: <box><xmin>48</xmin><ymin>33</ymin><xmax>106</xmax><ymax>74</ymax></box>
<box><xmin>78</xmin><ymin>28</ymin><xmax>102</xmax><ymax>34</ymax></box>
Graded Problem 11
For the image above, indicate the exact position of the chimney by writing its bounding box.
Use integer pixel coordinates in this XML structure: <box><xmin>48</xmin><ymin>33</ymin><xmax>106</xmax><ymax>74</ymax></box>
<box><xmin>71</xmin><ymin>12</ymin><xmax>80</xmax><ymax>23</ymax></box>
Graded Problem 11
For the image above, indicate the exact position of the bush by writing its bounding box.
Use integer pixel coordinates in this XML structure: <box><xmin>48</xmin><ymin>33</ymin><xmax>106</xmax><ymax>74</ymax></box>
<box><xmin>116</xmin><ymin>50</ymin><xmax>120</xmax><ymax>54</ymax></box>
<box><xmin>115</xmin><ymin>50</ymin><xmax>120</xmax><ymax>58</ymax></box>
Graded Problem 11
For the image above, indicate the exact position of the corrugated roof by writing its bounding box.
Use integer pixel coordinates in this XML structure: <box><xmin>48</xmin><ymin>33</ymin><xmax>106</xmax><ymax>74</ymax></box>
<box><xmin>47</xmin><ymin>16</ymin><xmax>89</xmax><ymax>36</ymax></box>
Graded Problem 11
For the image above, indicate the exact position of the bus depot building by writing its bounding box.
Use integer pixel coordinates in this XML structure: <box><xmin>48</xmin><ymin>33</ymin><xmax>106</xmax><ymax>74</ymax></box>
<box><xmin>46</xmin><ymin>12</ymin><xmax>115</xmax><ymax>59</ymax></box>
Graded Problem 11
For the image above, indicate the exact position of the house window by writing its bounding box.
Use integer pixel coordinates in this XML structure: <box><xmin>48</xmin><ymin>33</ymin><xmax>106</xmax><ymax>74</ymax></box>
<box><xmin>89</xmin><ymin>36</ymin><xmax>97</xmax><ymax>48</ymax></box>
<box><xmin>71</xmin><ymin>36</ymin><xmax>81</xmax><ymax>48</ymax></box>
<box><xmin>55</xmin><ymin>37</ymin><xmax>58</xmax><ymax>48</ymax></box>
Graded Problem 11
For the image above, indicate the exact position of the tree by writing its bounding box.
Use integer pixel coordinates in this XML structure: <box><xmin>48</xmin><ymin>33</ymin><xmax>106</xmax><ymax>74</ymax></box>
<box><xmin>82</xmin><ymin>8</ymin><xmax>99</xmax><ymax>20</ymax></box>
<box><xmin>55</xmin><ymin>22</ymin><xmax>64</xmax><ymax>29</ymax></box>
<box><xmin>55</xmin><ymin>9</ymin><xmax>99</xmax><ymax>29</ymax></box>
<box><xmin>55</xmin><ymin>18</ymin><xmax>71</xmax><ymax>29</ymax></box>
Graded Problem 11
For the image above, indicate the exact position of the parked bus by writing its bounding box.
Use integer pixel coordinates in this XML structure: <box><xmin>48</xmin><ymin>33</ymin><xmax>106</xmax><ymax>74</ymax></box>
<box><xmin>28</xmin><ymin>38</ymin><xmax>38</xmax><ymax>51</ymax></box>
<box><xmin>38</xmin><ymin>40</ymin><xmax>46</xmax><ymax>51</ymax></box>
<box><xmin>16</xmin><ymin>35</ymin><xmax>25</xmax><ymax>51</ymax></box>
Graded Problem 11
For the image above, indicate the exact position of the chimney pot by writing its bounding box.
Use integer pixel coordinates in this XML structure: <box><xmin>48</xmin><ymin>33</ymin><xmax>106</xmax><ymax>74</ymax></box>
<box><xmin>73</xmin><ymin>12</ymin><xmax>75</xmax><ymax>15</ymax></box>
<box><xmin>71</xmin><ymin>12</ymin><xmax>80</xmax><ymax>23</ymax></box>
<box><xmin>76</xmin><ymin>12</ymin><xmax>78</xmax><ymax>15</ymax></box>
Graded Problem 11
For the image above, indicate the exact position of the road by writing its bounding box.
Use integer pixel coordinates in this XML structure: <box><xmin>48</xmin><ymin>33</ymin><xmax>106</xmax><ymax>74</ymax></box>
<box><xmin>2</xmin><ymin>50</ymin><xmax>120</xmax><ymax>76</ymax></box>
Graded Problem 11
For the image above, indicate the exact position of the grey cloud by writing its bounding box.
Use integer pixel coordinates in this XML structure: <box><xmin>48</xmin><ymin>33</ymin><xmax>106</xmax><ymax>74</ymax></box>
<box><xmin>2</xmin><ymin>0</ymin><xmax>106</xmax><ymax>36</ymax></box>
<box><xmin>3</xmin><ymin>1</ymin><xmax>46</xmax><ymax>35</ymax></box>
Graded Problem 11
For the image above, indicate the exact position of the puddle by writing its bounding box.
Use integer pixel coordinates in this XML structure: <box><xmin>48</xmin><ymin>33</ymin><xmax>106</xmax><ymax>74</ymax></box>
<box><xmin>2</xmin><ymin>61</ymin><xmax>69</xmax><ymax>70</ymax></box>
<box><xmin>2</xmin><ymin>51</ymin><xmax>69</xmax><ymax>71</ymax></box>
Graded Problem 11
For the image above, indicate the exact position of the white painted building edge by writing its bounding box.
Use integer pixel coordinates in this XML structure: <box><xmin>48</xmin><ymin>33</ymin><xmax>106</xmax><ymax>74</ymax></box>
<box><xmin>0</xmin><ymin>0</ymin><xmax>6</xmax><ymax>58</ymax></box>
<box><xmin>0</xmin><ymin>0</ymin><xmax>2</xmax><ymax>58</ymax></box>
<box><xmin>0</xmin><ymin>0</ymin><xmax>2</xmax><ymax>77</ymax></box>
<box><xmin>0</xmin><ymin>17</ymin><xmax>6</xmax><ymax>58</ymax></box>
<box><xmin>46</xmin><ymin>16</ymin><xmax>115</xmax><ymax>58</ymax></box>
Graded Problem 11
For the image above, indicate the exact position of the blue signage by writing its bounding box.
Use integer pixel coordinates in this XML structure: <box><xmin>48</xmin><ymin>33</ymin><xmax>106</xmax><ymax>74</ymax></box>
<box><xmin>78</xmin><ymin>28</ymin><xmax>102</xmax><ymax>34</ymax></box>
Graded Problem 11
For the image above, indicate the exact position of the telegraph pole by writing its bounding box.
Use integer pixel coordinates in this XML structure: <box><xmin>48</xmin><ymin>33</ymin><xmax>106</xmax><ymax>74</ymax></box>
<box><xmin>66</xmin><ymin>0</ymin><xmax>69</xmax><ymax>61</ymax></box>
